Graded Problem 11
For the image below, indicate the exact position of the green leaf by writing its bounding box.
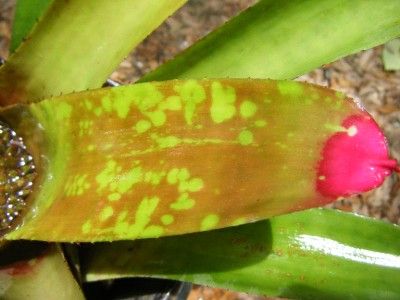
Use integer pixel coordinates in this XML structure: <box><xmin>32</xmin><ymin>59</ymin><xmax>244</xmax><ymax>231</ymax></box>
<box><xmin>83</xmin><ymin>208</ymin><xmax>400</xmax><ymax>300</ymax></box>
<box><xmin>0</xmin><ymin>0</ymin><xmax>186</xmax><ymax>106</ymax></box>
<box><xmin>0</xmin><ymin>79</ymin><xmax>384</xmax><ymax>241</ymax></box>
<box><xmin>10</xmin><ymin>0</ymin><xmax>53</xmax><ymax>53</ymax></box>
<box><xmin>383</xmin><ymin>38</ymin><xmax>400</xmax><ymax>71</ymax></box>
<box><xmin>0</xmin><ymin>243</ymin><xmax>84</xmax><ymax>299</ymax></box>
<box><xmin>141</xmin><ymin>0</ymin><xmax>400</xmax><ymax>82</ymax></box>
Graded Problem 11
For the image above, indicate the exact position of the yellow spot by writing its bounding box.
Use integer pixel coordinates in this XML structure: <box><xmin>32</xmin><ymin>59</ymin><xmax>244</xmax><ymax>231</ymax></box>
<box><xmin>101</xmin><ymin>96</ymin><xmax>112</xmax><ymax>112</ymax></box>
<box><xmin>116</xmin><ymin>167</ymin><xmax>143</xmax><ymax>194</ymax></box>
<box><xmin>210</xmin><ymin>81</ymin><xmax>236</xmax><ymax>123</ymax></box>
<box><xmin>237</xmin><ymin>130</ymin><xmax>253</xmax><ymax>145</ymax></box>
<box><xmin>82</xmin><ymin>220</ymin><xmax>92</xmax><ymax>234</ymax></box>
<box><xmin>114</xmin><ymin>83</ymin><xmax>164</xmax><ymax>119</ymax></box>
<box><xmin>170</xmin><ymin>193</ymin><xmax>195</xmax><ymax>210</ymax></box>
<box><xmin>167</xmin><ymin>168</ymin><xmax>190</xmax><ymax>185</ymax></box>
<box><xmin>174</xmin><ymin>80</ymin><xmax>206</xmax><ymax>125</ymax></box>
<box><xmin>96</xmin><ymin>160</ymin><xmax>117</xmax><ymax>192</ymax></box>
<box><xmin>65</xmin><ymin>174</ymin><xmax>90</xmax><ymax>196</ymax></box>
<box><xmin>179</xmin><ymin>177</ymin><xmax>204</xmax><ymax>193</ymax></box>
<box><xmin>141</xmin><ymin>225</ymin><xmax>164</xmax><ymax>238</ymax></box>
<box><xmin>144</xmin><ymin>171</ymin><xmax>166</xmax><ymax>185</ymax></box>
<box><xmin>201</xmin><ymin>214</ymin><xmax>220</xmax><ymax>231</ymax></box>
<box><xmin>108</xmin><ymin>193</ymin><xmax>121</xmax><ymax>201</ymax></box>
<box><xmin>347</xmin><ymin>125</ymin><xmax>358</xmax><ymax>137</ymax></box>
<box><xmin>94</xmin><ymin>107</ymin><xmax>103</xmax><ymax>116</ymax></box>
<box><xmin>79</xmin><ymin>120</ymin><xmax>93</xmax><ymax>136</ymax></box>
<box><xmin>160</xmin><ymin>96</ymin><xmax>182</xmax><ymax>111</ymax></box>
<box><xmin>84</xmin><ymin>99</ymin><xmax>93</xmax><ymax>111</ymax></box>
<box><xmin>146</xmin><ymin>110</ymin><xmax>166</xmax><ymax>127</ymax></box>
<box><xmin>135</xmin><ymin>119</ymin><xmax>152</xmax><ymax>133</ymax></box>
<box><xmin>114</xmin><ymin>196</ymin><xmax>161</xmax><ymax>239</ymax></box>
<box><xmin>278</xmin><ymin>81</ymin><xmax>303</xmax><ymax>96</ymax></box>
<box><xmin>240</xmin><ymin>100</ymin><xmax>257</xmax><ymax>119</ymax></box>
<box><xmin>255</xmin><ymin>120</ymin><xmax>267</xmax><ymax>127</ymax></box>
<box><xmin>152</xmin><ymin>135</ymin><xmax>181</xmax><ymax>149</ymax></box>
<box><xmin>55</xmin><ymin>102</ymin><xmax>72</xmax><ymax>120</ymax></box>
<box><xmin>87</xmin><ymin>145</ymin><xmax>95</xmax><ymax>151</ymax></box>
<box><xmin>99</xmin><ymin>206</ymin><xmax>114</xmax><ymax>221</ymax></box>
<box><xmin>161</xmin><ymin>214</ymin><xmax>174</xmax><ymax>225</ymax></box>
<box><xmin>167</xmin><ymin>168</ymin><xmax>180</xmax><ymax>184</ymax></box>
<box><xmin>318</xmin><ymin>175</ymin><xmax>326</xmax><ymax>181</ymax></box>
<box><xmin>232</xmin><ymin>218</ymin><xmax>246</xmax><ymax>226</ymax></box>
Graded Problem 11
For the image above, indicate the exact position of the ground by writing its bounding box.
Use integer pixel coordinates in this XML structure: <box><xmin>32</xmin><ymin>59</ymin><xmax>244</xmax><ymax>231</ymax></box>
<box><xmin>1</xmin><ymin>1</ymin><xmax>400</xmax><ymax>299</ymax></box>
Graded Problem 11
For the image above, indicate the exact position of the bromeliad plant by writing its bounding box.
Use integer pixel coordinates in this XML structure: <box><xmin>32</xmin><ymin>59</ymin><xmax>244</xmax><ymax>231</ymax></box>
<box><xmin>1</xmin><ymin>0</ymin><xmax>400</xmax><ymax>299</ymax></box>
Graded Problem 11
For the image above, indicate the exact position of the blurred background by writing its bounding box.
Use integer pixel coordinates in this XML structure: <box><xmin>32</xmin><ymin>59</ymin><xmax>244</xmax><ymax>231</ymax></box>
<box><xmin>1</xmin><ymin>0</ymin><xmax>400</xmax><ymax>299</ymax></box>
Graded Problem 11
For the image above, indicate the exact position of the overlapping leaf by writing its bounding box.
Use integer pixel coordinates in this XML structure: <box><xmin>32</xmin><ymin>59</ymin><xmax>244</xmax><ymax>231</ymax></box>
<box><xmin>0</xmin><ymin>0</ymin><xmax>187</xmax><ymax>105</ymax></box>
<box><xmin>1</xmin><ymin>79</ymin><xmax>375</xmax><ymax>241</ymax></box>
<box><xmin>0</xmin><ymin>243</ymin><xmax>84</xmax><ymax>299</ymax></box>
<box><xmin>83</xmin><ymin>209</ymin><xmax>400</xmax><ymax>300</ymax></box>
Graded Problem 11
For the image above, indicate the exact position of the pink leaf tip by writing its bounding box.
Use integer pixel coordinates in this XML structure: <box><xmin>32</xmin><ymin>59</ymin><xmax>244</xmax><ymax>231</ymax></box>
<box><xmin>317</xmin><ymin>114</ymin><xmax>398</xmax><ymax>198</ymax></box>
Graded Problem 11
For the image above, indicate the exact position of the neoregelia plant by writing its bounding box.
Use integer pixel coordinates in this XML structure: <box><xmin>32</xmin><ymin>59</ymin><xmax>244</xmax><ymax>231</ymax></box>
<box><xmin>1</xmin><ymin>0</ymin><xmax>400</xmax><ymax>299</ymax></box>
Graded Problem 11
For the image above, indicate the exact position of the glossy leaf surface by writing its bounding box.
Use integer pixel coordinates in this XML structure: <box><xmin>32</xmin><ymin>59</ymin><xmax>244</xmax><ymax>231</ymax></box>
<box><xmin>0</xmin><ymin>79</ymin><xmax>392</xmax><ymax>241</ymax></box>
<box><xmin>10</xmin><ymin>0</ymin><xmax>53</xmax><ymax>53</ymax></box>
<box><xmin>0</xmin><ymin>0</ymin><xmax>186</xmax><ymax>105</ymax></box>
<box><xmin>141</xmin><ymin>0</ymin><xmax>400</xmax><ymax>82</ymax></box>
<box><xmin>0</xmin><ymin>243</ymin><xmax>84</xmax><ymax>299</ymax></box>
<box><xmin>83</xmin><ymin>209</ymin><xmax>400</xmax><ymax>300</ymax></box>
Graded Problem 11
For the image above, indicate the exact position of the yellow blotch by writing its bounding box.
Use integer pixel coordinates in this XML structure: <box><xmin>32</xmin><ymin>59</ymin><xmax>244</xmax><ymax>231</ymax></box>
<box><xmin>113</xmin><ymin>196</ymin><xmax>162</xmax><ymax>239</ymax></box>
<box><xmin>237</xmin><ymin>130</ymin><xmax>253</xmax><ymax>146</ymax></box>
<box><xmin>174</xmin><ymin>80</ymin><xmax>206</xmax><ymax>125</ymax></box>
<box><xmin>170</xmin><ymin>193</ymin><xmax>195</xmax><ymax>210</ymax></box>
<box><xmin>65</xmin><ymin>174</ymin><xmax>90</xmax><ymax>196</ymax></box>
<box><xmin>135</xmin><ymin>119</ymin><xmax>152</xmax><ymax>134</ymax></box>
<box><xmin>82</xmin><ymin>220</ymin><xmax>92</xmax><ymax>234</ymax></box>
<box><xmin>161</xmin><ymin>214</ymin><xmax>174</xmax><ymax>225</ymax></box>
<box><xmin>108</xmin><ymin>193</ymin><xmax>121</xmax><ymax>202</ymax></box>
<box><xmin>99</xmin><ymin>206</ymin><xmax>114</xmax><ymax>222</ymax></box>
<box><xmin>240</xmin><ymin>100</ymin><xmax>257</xmax><ymax>119</ymax></box>
<box><xmin>254</xmin><ymin>120</ymin><xmax>267</xmax><ymax>127</ymax></box>
<box><xmin>210</xmin><ymin>81</ymin><xmax>236</xmax><ymax>124</ymax></box>
<box><xmin>201</xmin><ymin>214</ymin><xmax>220</xmax><ymax>231</ymax></box>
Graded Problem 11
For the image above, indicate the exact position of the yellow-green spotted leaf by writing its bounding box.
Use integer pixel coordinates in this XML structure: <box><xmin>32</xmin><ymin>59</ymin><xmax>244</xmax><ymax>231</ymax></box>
<box><xmin>0</xmin><ymin>79</ymin><xmax>394</xmax><ymax>241</ymax></box>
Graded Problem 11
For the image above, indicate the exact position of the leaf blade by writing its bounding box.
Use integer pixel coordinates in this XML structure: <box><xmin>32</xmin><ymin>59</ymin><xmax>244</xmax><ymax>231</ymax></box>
<box><xmin>141</xmin><ymin>0</ymin><xmax>400</xmax><ymax>82</ymax></box>
<box><xmin>0</xmin><ymin>79</ymin><xmax>391</xmax><ymax>241</ymax></box>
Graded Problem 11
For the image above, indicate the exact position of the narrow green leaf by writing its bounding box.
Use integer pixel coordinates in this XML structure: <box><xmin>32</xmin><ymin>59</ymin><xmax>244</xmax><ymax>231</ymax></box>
<box><xmin>0</xmin><ymin>0</ymin><xmax>186</xmax><ymax>106</ymax></box>
<box><xmin>383</xmin><ymin>38</ymin><xmax>400</xmax><ymax>71</ymax></box>
<box><xmin>82</xmin><ymin>208</ymin><xmax>400</xmax><ymax>300</ymax></box>
<box><xmin>0</xmin><ymin>243</ymin><xmax>84</xmax><ymax>299</ymax></box>
<box><xmin>0</xmin><ymin>79</ymin><xmax>393</xmax><ymax>241</ymax></box>
<box><xmin>10</xmin><ymin>0</ymin><xmax>53</xmax><ymax>53</ymax></box>
<box><xmin>141</xmin><ymin>0</ymin><xmax>400</xmax><ymax>82</ymax></box>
